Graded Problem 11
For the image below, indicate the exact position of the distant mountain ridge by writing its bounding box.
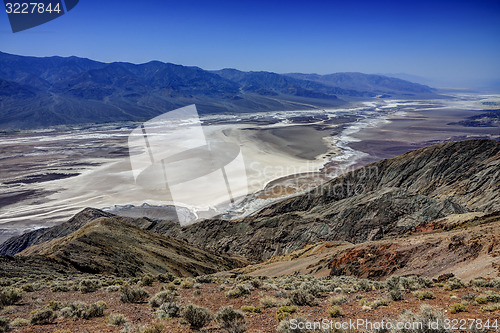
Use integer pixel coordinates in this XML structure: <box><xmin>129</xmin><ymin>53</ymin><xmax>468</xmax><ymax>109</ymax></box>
<box><xmin>0</xmin><ymin>51</ymin><xmax>440</xmax><ymax>129</ymax></box>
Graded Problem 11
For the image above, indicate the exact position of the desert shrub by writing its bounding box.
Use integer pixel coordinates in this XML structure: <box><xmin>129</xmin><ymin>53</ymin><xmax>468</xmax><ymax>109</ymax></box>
<box><xmin>157</xmin><ymin>272</ymin><xmax>175</xmax><ymax>283</ymax></box>
<box><xmin>276</xmin><ymin>305</ymin><xmax>297</xmax><ymax>321</ymax></box>
<box><xmin>443</xmin><ymin>277</ymin><xmax>465</xmax><ymax>291</ymax></box>
<box><xmin>413</xmin><ymin>290</ymin><xmax>435</xmax><ymax>300</ymax></box>
<box><xmin>289</xmin><ymin>289</ymin><xmax>317</xmax><ymax>306</ymax></box>
<box><xmin>137</xmin><ymin>322</ymin><xmax>165</xmax><ymax>333</ymax></box>
<box><xmin>470</xmin><ymin>278</ymin><xmax>487</xmax><ymax>288</ymax></box>
<box><xmin>182</xmin><ymin>304</ymin><xmax>212</xmax><ymax>330</ymax></box>
<box><xmin>449</xmin><ymin>302</ymin><xmax>468</xmax><ymax>314</ymax></box>
<box><xmin>104</xmin><ymin>285</ymin><xmax>120</xmax><ymax>292</ymax></box>
<box><xmin>328</xmin><ymin>305</ymin><xmax>344</xmax><ymax>318</ymax></box>
<box><xmin>241</xmin><ymin>305</ymin><xmax>261</xmax><ymax>313</ymax></box>
<box><xmin>461</xmin><ymin>293</ymin><xmax>476</xmax><ymax>301</ymax></box>
<box><xmin>262</xmin><ymin>283</ymin><xmax>279</xmax><ymax>291</ymax></box>
<box><xmin>475</xmin><ymin>295</ymin><xmax>487</xmax><ymax>304</ymax></box>
<box><xmin>30</xmin><ymin>308</ymin><xmax>56</xmax><ymax>325</ymax></box>
<box><xmin>149</xmin><ymin>290</ymin><xmax>177</xmax><ymax>308</ymax></box>
<box><xmin>51</xmin><ymin>282</ymin><xmax>70</xmax><ymax>292</ymax></box>
<box><xmin>195</xmin><ymin>275</ymin><xmax>214</xmax><ymax>283</ymax></box>
<box><xmin>79</xmin><ymin>279</ymin><xmax>101</xmax><ymax>293</ymax></box>
<box><xmin>395</xmin><ymin>304</ymin><xmax>449</xmax><ymax>333</ymax></box>
<box><xmin>0</xmin><ymin>317</ymin><xmax>10</xmax><ymax>333</ymax></box>
<box><xmin>385</xmin><ymin>275</ymin><xmax>401</xmax><ymax>291</ymax></box>
<box><xmin>10</xmin><ymin>317</ymin><xmax>28</xmax><ymax>327</ymax></box>
<box><xmin>216</xmin><ymin>306</ymin><xmax>246</xmax><ymax>333</ymax></box>
<box><xmin>400</xmin><ymin>276</ymin><xmax>433</xmax><ymax>291</ymax></box>
<box><xmin>480</xmin><ymin>304</ymin><xmax>500</xmax><ymax>312</ymax></box>
<box><xmin>225</xmin><ymin>284</ymin><xmax>250</xmax><ymax>298</ymax></box>
<box><xmin>60</xmin><ymin>301</ymin><xmax>107</xmax><ymax>319</ymax></box>
<box><xmin>249</xmin><ymin>279</ymin><xmax>263</xmax><ymax>289</ymax></box>
<box><xmin>370</xmin><ymin>299</ymin><xmax>388</xmax><ymax>309</ymax></box>
<box><xmin>172</xmin><ymin>278</ymin><xmax>182</xmax><ymax>285</ymax></box>
<box><xmin>139</xmin><ymin>274</ymin><xmax>155</xmax><ymax>286</ymax></box>
<box><xmin>21</xmin><ymin>283</ymin><xmax>34</xmax><ymax>292</ymax></box>
<box><xmin>0</xmin><ymin>279</ymin><xmax>13</xmax><ymax>287</ymax></box>
<box><xmin>106</xmin><ymin>313</ymin><xmax>128</xmax><ymax>326</ymax></box>
<box><xmin>181</xmin><ymin>279</ymin><xmax>194</xmax><ymax>289</ymax></box>
<box><xmin>483</xmin><ymin>291</ymin><xmax>500</xmax><ymax>303</ymax></box>
<box><xmin>0</xmin><ymin>288</ymin><xmax>22</xmax><ymax>306</ymax></box>
<box><xmin>389</xmin><ymin>289</ymin><xmax>403</xmax><ymax>301</ymax></box>
<box><xmin>329</xmin><ymin>295</ymin><xmax>347</xmax><ymax>305</ymax></box>
<box><xmin>120</xmin><ymin>285</ymin><xmax>149</xmax><ymax>303</ymax></box>
<box><xmin>359</xmin><ymin>279</ymin><xmax>374</xmax><ymax>291</ymax></box>
<box><xmin>260</xmin><ymin>296</ymin><xmax>279</xmax><ymax>308</ymax></box>
<box><xmin>155</xmin><ymin>302</ymin><xmax>180</xmax><ymax>319</ymax></box>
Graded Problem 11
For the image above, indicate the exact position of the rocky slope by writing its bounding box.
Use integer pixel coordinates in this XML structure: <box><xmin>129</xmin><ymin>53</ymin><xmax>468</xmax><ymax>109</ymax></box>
<box><xmin>164</xmin><ymin>139</ymin><xmax>499</xmax><ymax>260</ymax></box>
<box><xmin>237</xmin><ymin>211</ymin><xmax>500</xmax><ymax>281</ymax></box>
<box><xmin>18</xmin><ymin>217</ymin><xmax>246</xmax><ymax>277</ymax></box>
<box><xmin>2</xmin><ymin>140</ymin><xmax>498</xmax><ymax>279</ymax></box>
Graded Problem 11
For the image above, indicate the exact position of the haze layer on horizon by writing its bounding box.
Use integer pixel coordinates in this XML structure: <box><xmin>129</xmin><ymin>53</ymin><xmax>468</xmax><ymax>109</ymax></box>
<box><xmin>0</xmin><ymin>0</ymin><xmax>499</xmax><ymax>88</ymax></box>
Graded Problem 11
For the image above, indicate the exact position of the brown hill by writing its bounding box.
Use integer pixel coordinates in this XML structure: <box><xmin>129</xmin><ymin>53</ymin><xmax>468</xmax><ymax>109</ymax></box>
<box><xmin>18</xmin><ymin>217</ymin><xmax>246</xmax><ymax>277</ymax></box>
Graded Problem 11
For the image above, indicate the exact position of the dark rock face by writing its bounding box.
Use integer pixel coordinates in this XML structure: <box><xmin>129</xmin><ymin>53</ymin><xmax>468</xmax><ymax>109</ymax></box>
<box><xmin>165</xmin><ymin>140</ymin><xmax>499</xmax><ymax>260</ymax></box>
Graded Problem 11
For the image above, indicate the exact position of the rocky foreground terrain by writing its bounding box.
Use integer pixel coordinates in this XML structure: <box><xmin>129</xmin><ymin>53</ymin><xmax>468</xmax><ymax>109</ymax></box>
<box><xmin>0</xmin><ymin>139</ymin><xmax>499</xmax><ymax>332</ymax></box>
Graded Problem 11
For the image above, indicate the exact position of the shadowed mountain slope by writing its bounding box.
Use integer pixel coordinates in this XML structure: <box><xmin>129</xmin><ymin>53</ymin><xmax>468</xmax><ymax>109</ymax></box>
<box><xmin>0</xmin><ymin>208</ymin><xmax>151</xmax><ymax>256</ymax></box>
<box><xmin>163</xmin><ymin>140</ymin><xmax>499</xmax><ymax>260</ymax></box>
<box><xmin>18</xmin><ymin>217</ymin><xmax>246</xmax><ymax>277</ymax></box>
<box><xmin>236</xmin><ymin>212</ymin><xmax>500</xmax><ymax>280</ymax></box>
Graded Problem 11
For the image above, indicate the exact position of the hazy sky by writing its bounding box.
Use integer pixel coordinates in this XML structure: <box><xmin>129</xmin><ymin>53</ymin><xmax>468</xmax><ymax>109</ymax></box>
<box><xmin>1</xmin><ymin>0</ymin><xmax>499</xmax><ymax>85</ymax></box>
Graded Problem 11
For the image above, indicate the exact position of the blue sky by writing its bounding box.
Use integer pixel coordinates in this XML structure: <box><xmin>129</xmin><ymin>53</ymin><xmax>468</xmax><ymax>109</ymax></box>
<box><xmin>1</xmin><ymin>0</ymin><xmax>499</xmax><ymax>86</ymax></box>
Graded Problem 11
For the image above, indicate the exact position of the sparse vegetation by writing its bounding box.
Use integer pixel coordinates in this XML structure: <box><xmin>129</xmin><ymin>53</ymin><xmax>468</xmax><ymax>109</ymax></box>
<box><xmin>79</xmin><ymin>279</ymin><xmax>101</xmax><ymax>293</ymax></box>
<box><xmin>10</xmin><ymin>317</ymin><xmax>28</xmax><ymax>328</ymax></box>
<box><xmin>120</xmin><ymin>285</ymin><xmax>150</xmax><ymax>303</ymax></box>
<box><xmin>260</xmin><ymin>296</ymin><xmax>280</xmax><ymax>308</ymax></box>
<box><xmin>30</xmin><ymin>308</ymin><xmax>56</xmax><ymax>325</ymax></box>
<box><xmin>181</xmin><ymin>304</ymin><xmax>213</xmax><ymax>330</ymax></box>
<box><xmin>241</xmin><ymin>305</ymin><xmax>261</xmax><ymax>313</ymax></box>
<box><xmin>154</xmin><ymin>302</ymin><xmax>180</xmax><ymax>319</ymax></box>
<box><xmin>289</xmin><ymin>289</ymin><xmax>317</xmax><ymax>306</ymax></box>
<box><xmin>106</xmin><ymin>313</ymin><xmax>128</xmax><ymax>326</ymax></box>
<box><xmin>149</xmin><ymin>290</ymin><xmax>177</xmax><ymax>308</ymax></box>
<box><xmin>444</xmin><ymin>277</ymin><xmax>465</xmax><ymax>291</ymax></box>
<box><xmin>0</xmin><ymin>288</ymin><xmax>22</xmax><ymax>306</ymax></box>
<box><xmin>225</xmin><ymin>284</ymin><xmax>250</xmax><ymax>298</ymax></box>
<box><xmin>449</xmin><ymin>302</ymin><xmax>468</xmax><ymax>314</ymax></box>
<box><xmin>328</xmin><ymin>305</ymin><xmax>344</xmax><ymax>318</ymax></box>
<box><xmin>276</xmin><ymin>305</ymin><xmax>297</xmax><ymax>321</ymax></box>
<box><xmin>413</xmin><ymin>290</ymin><xmax>435</xmax><ymax>300</ymax></box>
<box><xmin>216</xmin><ymin>305</ymin><xmax>247</xmax><ymax>333</ymax></box>
<box><xmin>329</xmin><ymin>295</ymin><xmax>347</xmax><ymax>305</ymax></box>
<box><xmin>60</xmin><ymin>301</ymin><xmax>107</xmax><ymax>319</ymax></box>
<box><xmin>389</xmin><ymin>288</ymin><xmax>403</xmax><ymax>301</ymax></box>
<box><xmin>0</xmin><ymin>317</ymin><xmax>10</xmax><ymax>333</ymax></box>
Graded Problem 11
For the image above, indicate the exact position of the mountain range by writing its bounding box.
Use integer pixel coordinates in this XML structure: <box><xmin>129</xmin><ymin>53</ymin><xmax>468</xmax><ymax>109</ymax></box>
<box><xmin>1</xmin><ymin>139</ymin><xmax>498</xmax><ymax>280</ymax></box>
<box><xmin>0</xmin><ymin>51</ymin><xmax>439</xmax><ymax>130</ymax></box>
